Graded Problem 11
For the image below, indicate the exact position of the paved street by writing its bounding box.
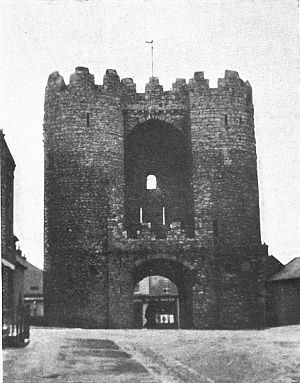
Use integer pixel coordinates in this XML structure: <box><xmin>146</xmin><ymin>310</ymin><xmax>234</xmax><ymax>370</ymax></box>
<box><xmin>3</xmin><ymin>326</ymin><xmax>300</xmax><ymax>383</ymax></box>
<box><xmin>3</xmin><ymin>329</ymin><xmax>157</xmax><ymax>383</ymax></box>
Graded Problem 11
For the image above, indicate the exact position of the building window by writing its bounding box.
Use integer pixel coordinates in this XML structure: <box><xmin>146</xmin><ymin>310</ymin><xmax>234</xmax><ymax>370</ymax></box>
<box><xmin>163</xmin><ymin>286</ymin><xmax>171</xmax><ymax>294</ymax></box>
<box><xmin>224</xmin><ymin>114</ymin><xmax>228</xmax><ymax>125</ymax></box>
<box><xmin>86</xmin><ymin>112</ymin><xmax>90</xmax><ymax>127</ymax></box>
<box><xmin>30</xmin><ymin>286</ymin><xmax>39</xmax><ymax>291</ymax></box>
<box><xmin>134</xmin><ymin>284</ymin><xmax>140</xmax><ymax>293</ymax></box>
<box><xmin>146</xmin><ymin>174</ymin><xmax>157</xmax><ymax>190</ymax></box>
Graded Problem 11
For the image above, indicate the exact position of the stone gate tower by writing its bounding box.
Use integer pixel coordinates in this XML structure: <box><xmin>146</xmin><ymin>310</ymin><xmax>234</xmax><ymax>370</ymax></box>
<box><xmin>44</xmin><ymin>67</ymin><xmax>269</xmax><ymax>329</ymax></box>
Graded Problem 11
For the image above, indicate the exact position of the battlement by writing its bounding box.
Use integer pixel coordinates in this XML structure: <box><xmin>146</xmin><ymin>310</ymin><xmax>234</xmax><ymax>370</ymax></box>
<box><xmin>145</xmin><ymin>77</ymin><xmax>164</xmax><ymax>94</ymax></box>
<box><xmin>46</xmin><ymin>71</ymin><xmax>66</xmax><ymax>93</ymax></box>
<box><xmin>69</xmin><ymin>66</ymin><xmax>95</xmax><ymax>89</ymax></box>
<box><xmin>188</xmin><ymin>71</ymin><xmax>210</xmax><ymax>89</ymax></box>
<box><xmin>217</xmin><ymin>70</ymin><xmax>246</xmax><ymax>89</ymax></box>
<box><xmin>103</xmin><ymin>69</ymin><xmax>120</xmax><ymax>92</ymax></box>
<box><xmin>45</xmin><ymin>67</ymin><xmax>252</xmax><ymax>100</ymax></box>
<box><xmin>121</xmin><ymin>77</ymin><xmax>136</xmax><ymax>91</ymax></box>
<box><xmin>172</xmin><ymin>78</ymin><xmax>188</xmax><ymax>93</ymax></box>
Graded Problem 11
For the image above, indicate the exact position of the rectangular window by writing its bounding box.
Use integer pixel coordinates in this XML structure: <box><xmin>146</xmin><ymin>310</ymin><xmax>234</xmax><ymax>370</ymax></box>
<box><xmin>86</xmin><ymin>113</ymin><xmax>90</xmax><ymax>127</ymax></box>
<box><xmin>147</xmin><ymin>174</ymin><xmax>157</xmax><ymax>189</ymax></box>
<box><xmin>224</xmin><ymin>114</ymin><xmax>228</xmax><ymax>125</ymax></box>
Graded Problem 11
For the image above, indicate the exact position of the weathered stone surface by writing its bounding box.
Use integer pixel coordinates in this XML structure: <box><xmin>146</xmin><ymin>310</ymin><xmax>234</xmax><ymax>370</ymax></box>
<box><xmin>1</xmin><ymin>131</ymin><xmax>16</xmax><ymax>313</ymax></box>
<box><xmin>44</xmin><ymin>68</ymin><xmax>268</xmax><ymax>329</ymax></box>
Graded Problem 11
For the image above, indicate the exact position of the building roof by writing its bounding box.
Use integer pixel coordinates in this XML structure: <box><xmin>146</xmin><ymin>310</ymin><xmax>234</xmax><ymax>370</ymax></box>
<box><xmin>270</xmin><ymin>257</ymin><xmax>300</xmax><ymax>281</ymax></box>
<box><xmin>15</xmin><ymin>253</ymin><xmax>28</xmax><ymax>270</ymax></box>
<box><xmin>262</xmin><ymin>255</ymin><xmax>283</xmax><ymax>279</ymax></box>
<box><xmin>0</xmin><ymin>130</ymin><xmax>16</xmax><ymax>169</ymax></box>
<box><xmin>23</xmin><ymin>259</ymin><xmax>43</xmax><ymax>296</ymax></box>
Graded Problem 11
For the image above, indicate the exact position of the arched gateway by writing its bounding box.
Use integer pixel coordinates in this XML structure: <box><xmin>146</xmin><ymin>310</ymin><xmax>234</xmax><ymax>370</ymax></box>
<box><xmin>132</xmin><ymin>258</ymin><xmax>193</xmax><ymax>329</ymax></box>
<box><xmin>44</xmin><ymin>67</ymin><xmax>269</xmax><ymax>329</ymax></box>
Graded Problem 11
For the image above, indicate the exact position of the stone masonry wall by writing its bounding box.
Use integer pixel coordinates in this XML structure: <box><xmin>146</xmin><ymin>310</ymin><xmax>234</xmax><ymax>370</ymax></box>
<box><xmin>1</xmin><ymin>131</ymin><xmax>15</xmax><ymax>266</ymax></box>
<box><xmin>44</xmin><ymin>68</ymin><xmax>124</xmax><ymax>326</ymax></box>
<box><xmin>189</xmin><ymin>70</ymin><xmax>260</xmax><ymax>249</ymax></box>
<box><xmin>1</xmin><ymin>131</ymin><xmax>16</xmax><ymax>315</ymax></box>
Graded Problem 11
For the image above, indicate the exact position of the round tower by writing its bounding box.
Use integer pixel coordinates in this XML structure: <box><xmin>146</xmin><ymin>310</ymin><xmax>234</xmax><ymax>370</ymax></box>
<box><xmin>44</xmin><ymin>67</ymin><xmax>124</xmax><ymax>327</ymax></box>
<box><xmin>188</xmin><ymin>70</ymin><xmax>261</xmax><ymax>248</ymax></box>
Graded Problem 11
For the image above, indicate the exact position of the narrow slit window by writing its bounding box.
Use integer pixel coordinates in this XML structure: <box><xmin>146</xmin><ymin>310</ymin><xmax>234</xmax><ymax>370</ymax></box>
<box><xmin>162</xmin><ymin>206</ymin><xmax>166</xmax><ymax>225</ymax></box>
<box><xmin>86</xmin><ymin>112</ymin><xmax>90</xmax><ymax>127</ymax></box>
<box><xmin>239</xmin><ymin>117</ymin><xmax>242</xmax><ymax>125</ymax></box>
<box><xmin>224</xmin><ymin>114</ymin><xmax>228</xmax><ymax>125</ymax></box>
<box><xmin>146</xmin><ymin>174</ymin><xmax>157</xmax><ymax>190</ymax></box>
<box><xmin>139</xmin><ymin>207</ymin><xmax>143</xmax><ymax>224</ymax></box>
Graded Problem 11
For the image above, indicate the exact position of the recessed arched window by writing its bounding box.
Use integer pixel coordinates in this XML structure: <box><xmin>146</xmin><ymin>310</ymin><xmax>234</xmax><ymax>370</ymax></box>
<box><xmin>146</xmin><ymin>174</ymin><xmax>157</xmax><ymax>190</ymax></box>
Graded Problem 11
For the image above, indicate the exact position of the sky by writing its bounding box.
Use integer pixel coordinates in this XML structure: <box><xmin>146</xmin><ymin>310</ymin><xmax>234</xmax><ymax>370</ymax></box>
<box><xmin>0</xmin><ymin>0</ymin><xmax>299</xmax><ymax>269</ymax></box>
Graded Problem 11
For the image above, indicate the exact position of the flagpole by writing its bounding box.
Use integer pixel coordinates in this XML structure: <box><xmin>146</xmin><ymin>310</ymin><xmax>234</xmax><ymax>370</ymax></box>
<box><xmin>146</xmin><ymin>40</ymin><xmax>154</xmax><ymax>77</ymax></box>
<box><xmin>151</xmin><ymin>42</ymin><xmax>153</xmax><ymax>77</ymax></box>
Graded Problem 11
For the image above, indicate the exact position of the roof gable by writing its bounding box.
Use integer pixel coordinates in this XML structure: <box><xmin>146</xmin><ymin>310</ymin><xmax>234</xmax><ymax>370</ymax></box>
<box><xmin>270</xmin><ymin>257</ymin><xmax>300</xmax><ymax>281</ymax></box>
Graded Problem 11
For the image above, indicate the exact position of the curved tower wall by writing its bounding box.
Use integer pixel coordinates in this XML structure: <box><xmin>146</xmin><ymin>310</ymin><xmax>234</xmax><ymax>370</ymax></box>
<box><xmin>44</xmin><ymin>67</ymin><xmax>124</xmax><ymax>326</ymax></box>
<box><xmin>189</xmin><ymin>70</ymin><xmax>260</xmax><ymax>249</ymax></box>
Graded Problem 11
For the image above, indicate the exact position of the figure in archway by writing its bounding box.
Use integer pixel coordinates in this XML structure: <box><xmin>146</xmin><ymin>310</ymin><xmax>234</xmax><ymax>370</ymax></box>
<box><xmin>144</xmin><ymin>302</ymin><xmax>156</xmax><ymax>329</ymax></box>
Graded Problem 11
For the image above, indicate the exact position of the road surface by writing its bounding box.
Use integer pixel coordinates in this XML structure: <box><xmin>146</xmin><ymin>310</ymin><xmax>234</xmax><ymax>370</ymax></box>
<box><xmin>3</xmin><ymin>326</ymin><xmax>300</xmax><ymax>382</ymax></box>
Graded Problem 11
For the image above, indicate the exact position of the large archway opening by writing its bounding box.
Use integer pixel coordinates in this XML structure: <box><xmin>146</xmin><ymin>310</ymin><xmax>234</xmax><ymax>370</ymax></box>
<box><xmin>132</xmin><ymin>258</ymin><xmax>194</xmax><ymax>329</ymax></box>
<box><xmin>124</xmin><ymin>119</ymin><xmax>194</xmax><ymax>239</ymax></box>
<box><xmin>133</xmin><ymin>275</ymin><xmax>179</xmax><ymax>329</ymax></box>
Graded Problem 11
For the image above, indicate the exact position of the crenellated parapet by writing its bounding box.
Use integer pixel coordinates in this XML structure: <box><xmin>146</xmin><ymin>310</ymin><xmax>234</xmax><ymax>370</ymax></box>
<box><xmin>45</xmin><ymin>67</ymin><xmax>253</xmax><ymax>100</ymax></box>
<box><xmin>187</xmin><ymin>70</ymin><xmax>255</xmax><ymax>143</ymax></box>
<box><xmin>44</xmin><ymin>67</ymin><xmax>254</xmax><ymax>126</ymax></box>
<box><xmin>188</xmin><ymin>70</ymin><xmax>252</xmax><ymax>104</ymax></box>
<box><xmin>123</xmin><ymin>75</ymin><xmax>190</xmax><ymax>136</ymax></box>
